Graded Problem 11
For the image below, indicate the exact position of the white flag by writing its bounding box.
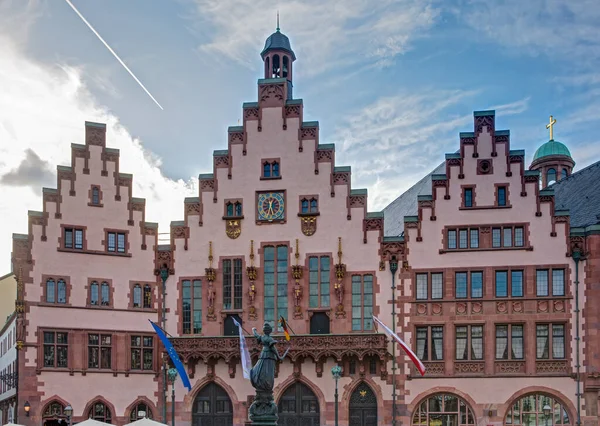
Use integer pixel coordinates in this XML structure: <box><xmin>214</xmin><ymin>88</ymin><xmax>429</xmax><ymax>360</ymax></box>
<box><xmin>373</xmin><ymin>315</ymin><xmax>426</xmax><ymax>376</ymax></box>
<box><xmin>233</xmin><ymin>317</ymin><xmax>252</xmax><ymax>379</ymax></box>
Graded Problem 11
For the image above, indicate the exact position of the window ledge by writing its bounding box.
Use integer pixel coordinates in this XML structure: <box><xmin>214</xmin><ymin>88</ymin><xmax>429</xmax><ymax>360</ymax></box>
<box><xmin>30</xmin><ymin>302</ymin><xmax>157</xmax><ymax>313</ymax></box>
<box><xmin>221</xmin><ymin>309</ymin><xmax>243</xmax><ymax>314</ymax></box>
<box><xmin>37</xmin><ymin>302</ymin><xmax>72</xmax><ymax>307</ymax></box>
<box><xmin>58</xmin><ymin>248</ymin><xmax>132</xmax><ymax>257</ymax></box>
<box><xmin>298</xmin><ymin>212</ymin><xmax>320</xmax><ymax>218</ymax></box>
<box><xmin>459</xmin><ymin>205</ymin><xmax>512</xmax><ymax>210</ymax></box>
<box><xmin>412</xmin><ymin>296</ymin><xmax>571</xmax><ymax>303</ymax></box>
<box><xmin>306</xmin><ymin>307</ymin><xmax>331</xmax><ymax>312</ymax></box>
<box><xmin>440</xmin><ymin>246</ymin><xmax>532</xmax><ymax>254</ymax></box>
<box><xmin>131</xmin><ymin>307</ymin><xmax>157</xmax><ymax>312</ymax></box>
<box><xmin>222</xmin><ymin>215</ymin><xmax>244</xmax><ymax>220</ymax></box>
<box><xmin>87</xmin><ymin>305</ymin><xmax>114</xmax><ymax>309</ymax></box>
<box><xmin>260</xmin><ymin>176</ymin><xmax>282</xmax><ymax>180</ymax></box>
<box><xmin>87</xmin><ymin>203</ymin><xmax>104</xmax><ymax>207</ymax></box>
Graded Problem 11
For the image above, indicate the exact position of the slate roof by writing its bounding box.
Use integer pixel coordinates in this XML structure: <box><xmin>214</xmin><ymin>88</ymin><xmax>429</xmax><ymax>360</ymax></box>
<box><xmin>383</xmin><ymin>161</ymin><xmax>446</xmax><ymax>236</ymax></box>
<box><xmin>261</xmin><ymin>30</ymin><xmax>296</xmax><ymax>60</ymax></box>
<box><xmin>551</xmin><ymin>160</ymin><xmax>600</xmax><ymax>228</ymax></box>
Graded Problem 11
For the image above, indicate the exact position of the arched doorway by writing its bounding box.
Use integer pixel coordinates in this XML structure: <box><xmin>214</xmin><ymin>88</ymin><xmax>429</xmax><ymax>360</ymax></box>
<box><xmin>192</xmin><ymin>382</ymin><xmax>233</xmax><ymax>426</ymax></box>
<box><xmin>349</xmin><ymin>382</ymin><xmax>377</xmax><ymax>426</ymax></box>
<box><xmin>129</xmin><ymin>401</ymin><xmax>154</xmax><ymax>422</ymax></box>
<box><xmin>412</xmin><ymin>393</ymin><xmax>475</xmax><ymax>425</ymax></box>
<box><xmin>278</xmin><ymin>382</ymin><xmax>320</xmax><ymax>426</ymax></box>
<box><xmin>42</xmin><ymin>401</ymin><xmax>68</xmax><ymax>426</ymax></box>
<box><xmin>505</xmin><ymin>393</ymin><xmax>571</xmax><ymax>425</ymax></box>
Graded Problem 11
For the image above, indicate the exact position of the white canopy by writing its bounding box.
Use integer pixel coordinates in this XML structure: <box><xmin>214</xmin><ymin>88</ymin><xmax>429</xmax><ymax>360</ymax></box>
<box><xmin>73</xmin><ymin>419</ymin><xmax>112</xmax><ymax>426</ymax></box>
<box><xmin>124</xmin><ymin>418</ymin><xmax>168</xmax><ymax>426</ymax></box>
<box><xmin>5</xmin><ymin>423</ymin><xmax>26</xmax><ymax>426</ymax></box>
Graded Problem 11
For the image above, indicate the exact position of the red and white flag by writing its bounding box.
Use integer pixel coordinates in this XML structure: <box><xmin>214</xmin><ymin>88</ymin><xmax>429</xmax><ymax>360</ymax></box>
<box><xmin>373</xmin><ymin>315</ymin><xmax>426</xmax><ymax>376</ymax></box>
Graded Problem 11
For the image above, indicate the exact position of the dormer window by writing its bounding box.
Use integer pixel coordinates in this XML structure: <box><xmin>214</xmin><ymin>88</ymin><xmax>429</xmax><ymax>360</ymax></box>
<box><xmin>225</xmin><ymin>200</ymin><xmax>243</xmax><ymax>218</ymax></box>
<box><xmin>261</xmin><ymin>159</ymin><xmax>281</xmax><ymax>179</ymax></box>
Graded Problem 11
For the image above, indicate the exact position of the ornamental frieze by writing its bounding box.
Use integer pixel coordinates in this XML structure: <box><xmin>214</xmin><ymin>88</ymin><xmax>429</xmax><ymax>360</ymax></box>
<box><xmin>86</xmin><ymin>126</ymin><xmax>105</xmax><ymax>146</ymax></box>
<box><xmin>475</xmin><ymin>114</ymin><xmax>495</xmax><ymax>136</ymax></box>
<box><xmin>244</xmin><ymin>107</ymin><xmax>259</xmax><ymax>120</ymax></box>
<box><xmin>170</xmin><ymin>333</ymin><xmax>389</xmax><ymax>364</ymax></box>
<box><xmin>300</xmin><ymin>127</ymin><xmax>317</xmax><ymax>140</ymax></box>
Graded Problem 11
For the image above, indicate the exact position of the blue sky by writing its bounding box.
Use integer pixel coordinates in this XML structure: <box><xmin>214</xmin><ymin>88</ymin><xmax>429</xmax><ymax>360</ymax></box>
<box><xmin>0</xmin><ymin>0</ymin><xmax>599</xmax><ymax>269</ymax></box>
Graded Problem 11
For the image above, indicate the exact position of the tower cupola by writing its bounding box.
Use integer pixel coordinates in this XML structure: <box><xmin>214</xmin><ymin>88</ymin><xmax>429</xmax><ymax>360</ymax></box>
<box><xmin>261</xmin><ymin>14</ymin><xmax>296</xmax><ymax>85</ymax></box>
<box><xmin>530</xmin><ymin>115</ymin><xmax>575</xmax><ymax>188</ymax></box>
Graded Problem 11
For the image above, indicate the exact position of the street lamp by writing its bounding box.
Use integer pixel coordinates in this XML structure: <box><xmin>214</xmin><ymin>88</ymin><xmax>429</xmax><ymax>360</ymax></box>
<box><xmin>24</xmin><ymin>401</ymin><xmax>31</xmax><ymax>417</ymax></box>
<box><xmin>168</xmin><ymin>368</ymin><xmax>178</xmax><ymax>426</ymax></box>
<box><xmin>543</xmin><ymin>404</ymin><xmax>551</xmax><ymax>426</ymax></box>
<box><xmin>331</xmin><ymin>365</ymin><xmax>342</xmax><ymax>426</ymax></box>
<box><xmin>64</xmin><ymin>404</ymin><xmax>73</xmax><ymax>426</ymax></box>
<box><xmin>160</xmin><ymin>264</ymin><xmax>169</xmax><ymax>424</ymax></box>
<box><xmin>389</xmin><ymin>256</ymin><xmax>399</xmax><ymax>426</ymax></box>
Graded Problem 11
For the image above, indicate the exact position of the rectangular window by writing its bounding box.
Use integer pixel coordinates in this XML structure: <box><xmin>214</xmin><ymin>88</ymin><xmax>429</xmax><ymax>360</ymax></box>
<box><xmin>223</xmin><ymin>259</ymin><xmax>243</xmax><ymax>310</ymax></box>
<box><xmin>431</xmin><ymin>273</ymin><xmax>443</xmax><ymax>299</ymax></box>
<box><xmin>495</xmin><ymin>271</ymin><xmax>508</xmax><ymax>297</ymax></box>
<box><xmin>536</xmin><ymin>324</ymin><xmax>566</xmax><ymax>359</ymax></box>
<box><xmin>352</xmin><ymin>275</ymin><xmax>374</xmax><ymax>331</ymax></box>
<box><xmin>43</xmin><ymin>331</ymin><xmax>68</xmax><ymax>368</ymax></box>
<box><xmin>492</xmin><ymin>228</ymin><xmax>501</xmax><ymax>248</ymax></box>
<box><xmin>470</xmin><ymin>229</ymin><xmax>479</xmax><ymax>248</ymax></box>
<box><xmin>131</xmin><ymin>336</ymin><xmax>154</xmax><ymax>370</ymax></box>
<box><xmin>264</xmin><ymin>245</ymin><xmax>289</xmax><ymax>330</ymax></box>
<box><xmin>456</xmin><ymin>325</ymin><xmax>483</xmax><ymax>361</ymax></box>
<box><xmin>471</xmin><ymin>272</ymin><xmax>483</xmax><ymax>298</ymax></box>
<box><xmin>88</xmin><ymin>334</ymin><xmax>111</xmax><ymax>369</ymax></box>
<box><xmin>459</xmin><ymin>229</ymin><xmax>468</xmax><ymax>249</ymax></box>
<box><xmin>464</xmin><ymin>188</ymin><xmax>473</xmax><ymax>207</ymax></box>
<box><xmin>432</xmin><ymin>326</ymin><xmax>444</xmax><ymax>360</ymax></box>
<box><xmin>536</xmin><ymin>270</ymin><xmax>549</xmax><ymax>296</ymax></box>
<box><xmin>182</xmin><ymin>279</ymin><xmax>202</xmax><ymax>334</ymax></box>
<box><xmin>498</xmin><ymin>186</ymin><xmax>507</xmax><ymax>206</ymax></box>
<box><xmin>416</xmin><ymin>273</ymin><xmax>428</xmax><ymax>300</ymax></box>
<box><xmin>514</xmin><ymin>227</ymin><xmax>524</xmax><ymax>247</ymax></box>
<box><xmin>309</xmin><ymin>256</ymin><xmax>331</xmax><ymax>308</ymax></box>
<box><xmin>107</xmin><ymin>231</ymin><xmax>126</xmax><ymax>252</ymax></box>
<box><xmin>552</xmin><ymin>269</ymin><xmax>565</xmax><ymax>296</ymax></box>
<box><xmin>503</xmin><ymin>228</ymin><xmax>512</xmax><ymax>247</ymax></box>
<box><xmin>511</xmin><ymin>271</ymin><xmax>524</xmax><ymax>297</ymax></box>
<box><xmin>448</xmin><ymin>230</ymin><xmax>457</xmax><ymax>249</ymax></box>
<box><xmin>64</xmin><ymin>227</ymin><xmax>84</xmax><ymax>249</ymax></box>
<box><xmin>495</xmin><ymin>325</ymin><xmax>524</xmax><ymax>360</ymax></box>
<box><xmin>456</xmin><ymin>272</ymin><xmax>467</xmax><ymax>298</ymax></box>
<box><xmin>416</xmin><ymin>326</ymin><xmax>444</xmax><ymax>361</ymax></box>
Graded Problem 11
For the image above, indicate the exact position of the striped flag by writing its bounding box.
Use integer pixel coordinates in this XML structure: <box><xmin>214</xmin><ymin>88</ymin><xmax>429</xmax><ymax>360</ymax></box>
<box><xmin>232</xmin><ymin>317</ymin><xmax>252</xmax><ymax>380</ymax></box>
<box><xmin>279</xmin><ymin>316</ymin><xmax>291</xmax><ymax>341</ymax></box>
<box><xmin>372</xmin><ymin>315</ymin><xmax>426</xmax><ymax>376</ymax></box>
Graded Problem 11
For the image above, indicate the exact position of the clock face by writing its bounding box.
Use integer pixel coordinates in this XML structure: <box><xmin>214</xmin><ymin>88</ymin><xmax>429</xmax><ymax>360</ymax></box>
<box><xmin>257</xmin><ymin>192</ymin><xmax>285</xmax><ymax>222</ymax></box>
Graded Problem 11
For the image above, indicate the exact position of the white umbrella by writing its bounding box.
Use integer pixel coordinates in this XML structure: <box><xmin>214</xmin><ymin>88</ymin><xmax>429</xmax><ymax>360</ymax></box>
<box><xmin>73</xmin><ymin>419</ymin><xmax>112</xmax><ymax>426</ymax></box>
<box><xmin>124</xmin><ymin>418</ymin><xmax>168</xmax><ymax>426</ymax></box>
<box><xmin>5</xmin><ymin>423</ymin><xmax>26</xmax><ymax>426</ymax></box>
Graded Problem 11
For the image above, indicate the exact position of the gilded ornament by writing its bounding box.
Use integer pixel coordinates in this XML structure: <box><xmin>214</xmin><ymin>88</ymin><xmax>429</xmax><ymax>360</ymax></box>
<box><xmin>334</xmin><ymin>237</ymin><xmax>346</xmax><ymax>318</ymax></box>
<box><xmin>247</xmin><ymin>240</ymin><xmax>258</xmax><ymax>320</ymax></box>
<box><xmin>301</xmin><ymin>216</ymin><xmax>317</xmax><ymax>236</ymax></box>
<box><xmin>292</xmin><ymin>239</ymin><xmax>303</xmax><ymax>319</ymax></box>
<box><xmin>226</xmin><ymin>219</ymin><xmax>242</xmax><ymax>239</ymax></box>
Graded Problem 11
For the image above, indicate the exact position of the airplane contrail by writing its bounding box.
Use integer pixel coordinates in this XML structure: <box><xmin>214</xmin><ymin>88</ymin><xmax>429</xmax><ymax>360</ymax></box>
<box><xmin>63</xmin><ymin>0</ymin><xmax>164</xmax><ymax>110</ymax></box>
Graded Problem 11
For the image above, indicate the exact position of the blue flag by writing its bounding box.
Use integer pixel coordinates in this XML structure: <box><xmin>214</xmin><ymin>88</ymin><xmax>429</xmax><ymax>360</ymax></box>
<box><xmin>149</xmin><ymin>320</ymin><xmax>192</xmax><ymax>391</ymax></box>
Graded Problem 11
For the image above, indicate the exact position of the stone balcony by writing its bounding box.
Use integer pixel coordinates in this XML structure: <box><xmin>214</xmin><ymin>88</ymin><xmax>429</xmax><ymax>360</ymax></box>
<box><xmin>171</xmin><ymin>333</ymin><xmax>390</xmax><ymax>379</ymax></box>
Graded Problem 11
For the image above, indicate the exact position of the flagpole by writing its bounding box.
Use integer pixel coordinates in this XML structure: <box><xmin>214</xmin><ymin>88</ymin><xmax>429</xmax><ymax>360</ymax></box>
<box><xmin>389</xmin><ymin>257</ymin><xmax>399</xmax><ymax>426</ymax></box>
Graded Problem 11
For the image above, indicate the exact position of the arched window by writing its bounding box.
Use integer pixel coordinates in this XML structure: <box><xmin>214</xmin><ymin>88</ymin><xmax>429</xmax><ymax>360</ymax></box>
<box><xmin>235</xmin><ymin>202</ymin><xmax>242</xmax><ymax>217</ymax></box>
<box><xmin>133</xmin><ymin>285</ymin><xmax>142</xmax><ymax>308</ymax></box>
<box><xmin>226</xmin><ymin>202</ymin><xmax>234</xmax><ymax>217</ymax></box>
<box><xmin>265</xmin><ymin>57</ymin><xmax>270</xmax><ymax>78</ymax></box>
<box><xmin>143</xmin><ymin>285</ymin><xmax>152</xmax><ymax>309</ymax></box>
<box><xmin>57</xmin><ymin>279</ymin><xmax>67</xmax><ymax>304</ymax></box>
<box><xmin>505</xmin><ymin>393</ymin><xmax>571</xmax><ymax>425</ymax></box>
<box><xmin>412</xmin><ymin>393</ymin><xmax>475</xmax><ymax>426</ymax></box>
<box><xmin>92</xmin><ymin>186</ymin><xmax>100</xmax><ymax>204</ymax></box>
<box><xmin>301</xmin><ymin>199</ymin><xmax>309</xmax><ymax>214</ymax></box>
<box><xmin>88</xmin><ymin>402</ymin><xmax>112</xmax><ymax>424</ymax></box>
<box><xmin>263</xmin><ymin>162</ymin><xmax>271</xmax><ymax>178</ymax></box>
<box><xmin>278</xmin><ymin>382</ymin><xmax>320</xmax><ymax>425</ymax></box>
<box><xmin>282</xmin><ymin>56</ymin><xmax>289</xmax><ymax>78</ymax></box>
<box><xmin>129</xmin><ymin>402</ymin><xmax>153</xmax><ymax>422</ymax></box>
<box><xmin>101</xmin><ymin>282</ymin><xmax>110</xmax><ymax>306</ymax></box>
<box><xmin>46</xmin><ymin>279</ymin><xmax>56</xmax><ymax>303</ymax></box>
<box><xmin>547</xmin><ymin>168</ymin><xmax>557</xmax><ymax>186</ymax></box>
<box><xmin>272</xmin><ymin>55</ymin><xmax>280</xmax><ymax>78</ymax></box>
<box><xmin>43</xmin><ymin>401</ymin><xmax>65</xmax><ymax>419</ymax></box>
<box><xmin>561</xmin><ymin>168</ymin><xmax>568</xmax><ymax>180</ymax></box>
<box><xmin>90</xmin><ymin>281</ymin><xmax>99</xmax><ymax>306</ymax></box>
<box><xmin>272</xmin><ymin>162</ymin><xmax>280</xmax><ymax>177</ymax></box>
<box><xmin>310</xmin><ymin>198</ymin><xmax>318</xmax><ymax>213</ymax></box>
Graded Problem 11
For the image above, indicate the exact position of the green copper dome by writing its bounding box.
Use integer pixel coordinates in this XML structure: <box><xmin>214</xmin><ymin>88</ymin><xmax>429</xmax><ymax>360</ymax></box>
<box><xmin>533</xmin><ymin>139</ymin><xmax>572</xmax><ymax>161</ymax></box>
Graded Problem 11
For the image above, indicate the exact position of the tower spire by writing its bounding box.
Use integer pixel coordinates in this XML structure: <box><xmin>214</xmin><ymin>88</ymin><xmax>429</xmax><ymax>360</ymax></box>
<box><xmin>276</xmin><ymin>11</ymin><xmax>280</xmax><ymax>32</ymax></box>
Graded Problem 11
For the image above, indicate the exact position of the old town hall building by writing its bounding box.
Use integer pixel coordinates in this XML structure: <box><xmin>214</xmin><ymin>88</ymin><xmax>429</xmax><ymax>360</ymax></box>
<box><xmin>9</xmin><ymin>26</ymin><xmax>600</xmax><ymax>426</ymax></box>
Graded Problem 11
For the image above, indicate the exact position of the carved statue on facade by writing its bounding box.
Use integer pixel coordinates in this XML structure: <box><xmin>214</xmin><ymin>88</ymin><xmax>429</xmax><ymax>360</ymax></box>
<box><xmin>248</xmin><ymin>322</ymin><xmax>286</xmax><ymax>425</ymax></box>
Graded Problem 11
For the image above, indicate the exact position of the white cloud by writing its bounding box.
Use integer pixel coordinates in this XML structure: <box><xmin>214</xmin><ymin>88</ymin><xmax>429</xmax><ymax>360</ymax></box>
<box><xmin>188</xmin><ymin>0</ymin><xmax>440</xmax><ymax>75</ymax></box>
<box><xmin>0</xmin><ymin>34</ymin><xmax>197</xmax><ymax>271</ymax></box>
<box><xmin>335</xmin><ymin>91</ymin><xmax>531</xmax><ymax>210</ymax></box>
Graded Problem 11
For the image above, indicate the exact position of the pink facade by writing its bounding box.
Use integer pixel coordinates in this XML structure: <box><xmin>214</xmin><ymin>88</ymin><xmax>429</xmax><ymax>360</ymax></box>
<box><xmin>9</xmin><ymin>28</ymin><xmax>600</xmax><ymax>426</ymax></box>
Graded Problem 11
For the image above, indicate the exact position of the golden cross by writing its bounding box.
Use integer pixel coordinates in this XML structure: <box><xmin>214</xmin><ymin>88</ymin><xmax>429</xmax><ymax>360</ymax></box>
<box><xmin>546</xmin><ymin>115</ymin><xmax>557</xmax><ymax>140</ymax></box>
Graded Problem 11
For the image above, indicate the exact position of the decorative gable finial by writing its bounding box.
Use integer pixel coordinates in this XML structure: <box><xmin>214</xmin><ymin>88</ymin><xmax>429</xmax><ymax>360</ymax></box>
<box><xmin>276</xmin><ymin>10</ymin><xmax>280</xmax><ymax>32</ymax></box>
